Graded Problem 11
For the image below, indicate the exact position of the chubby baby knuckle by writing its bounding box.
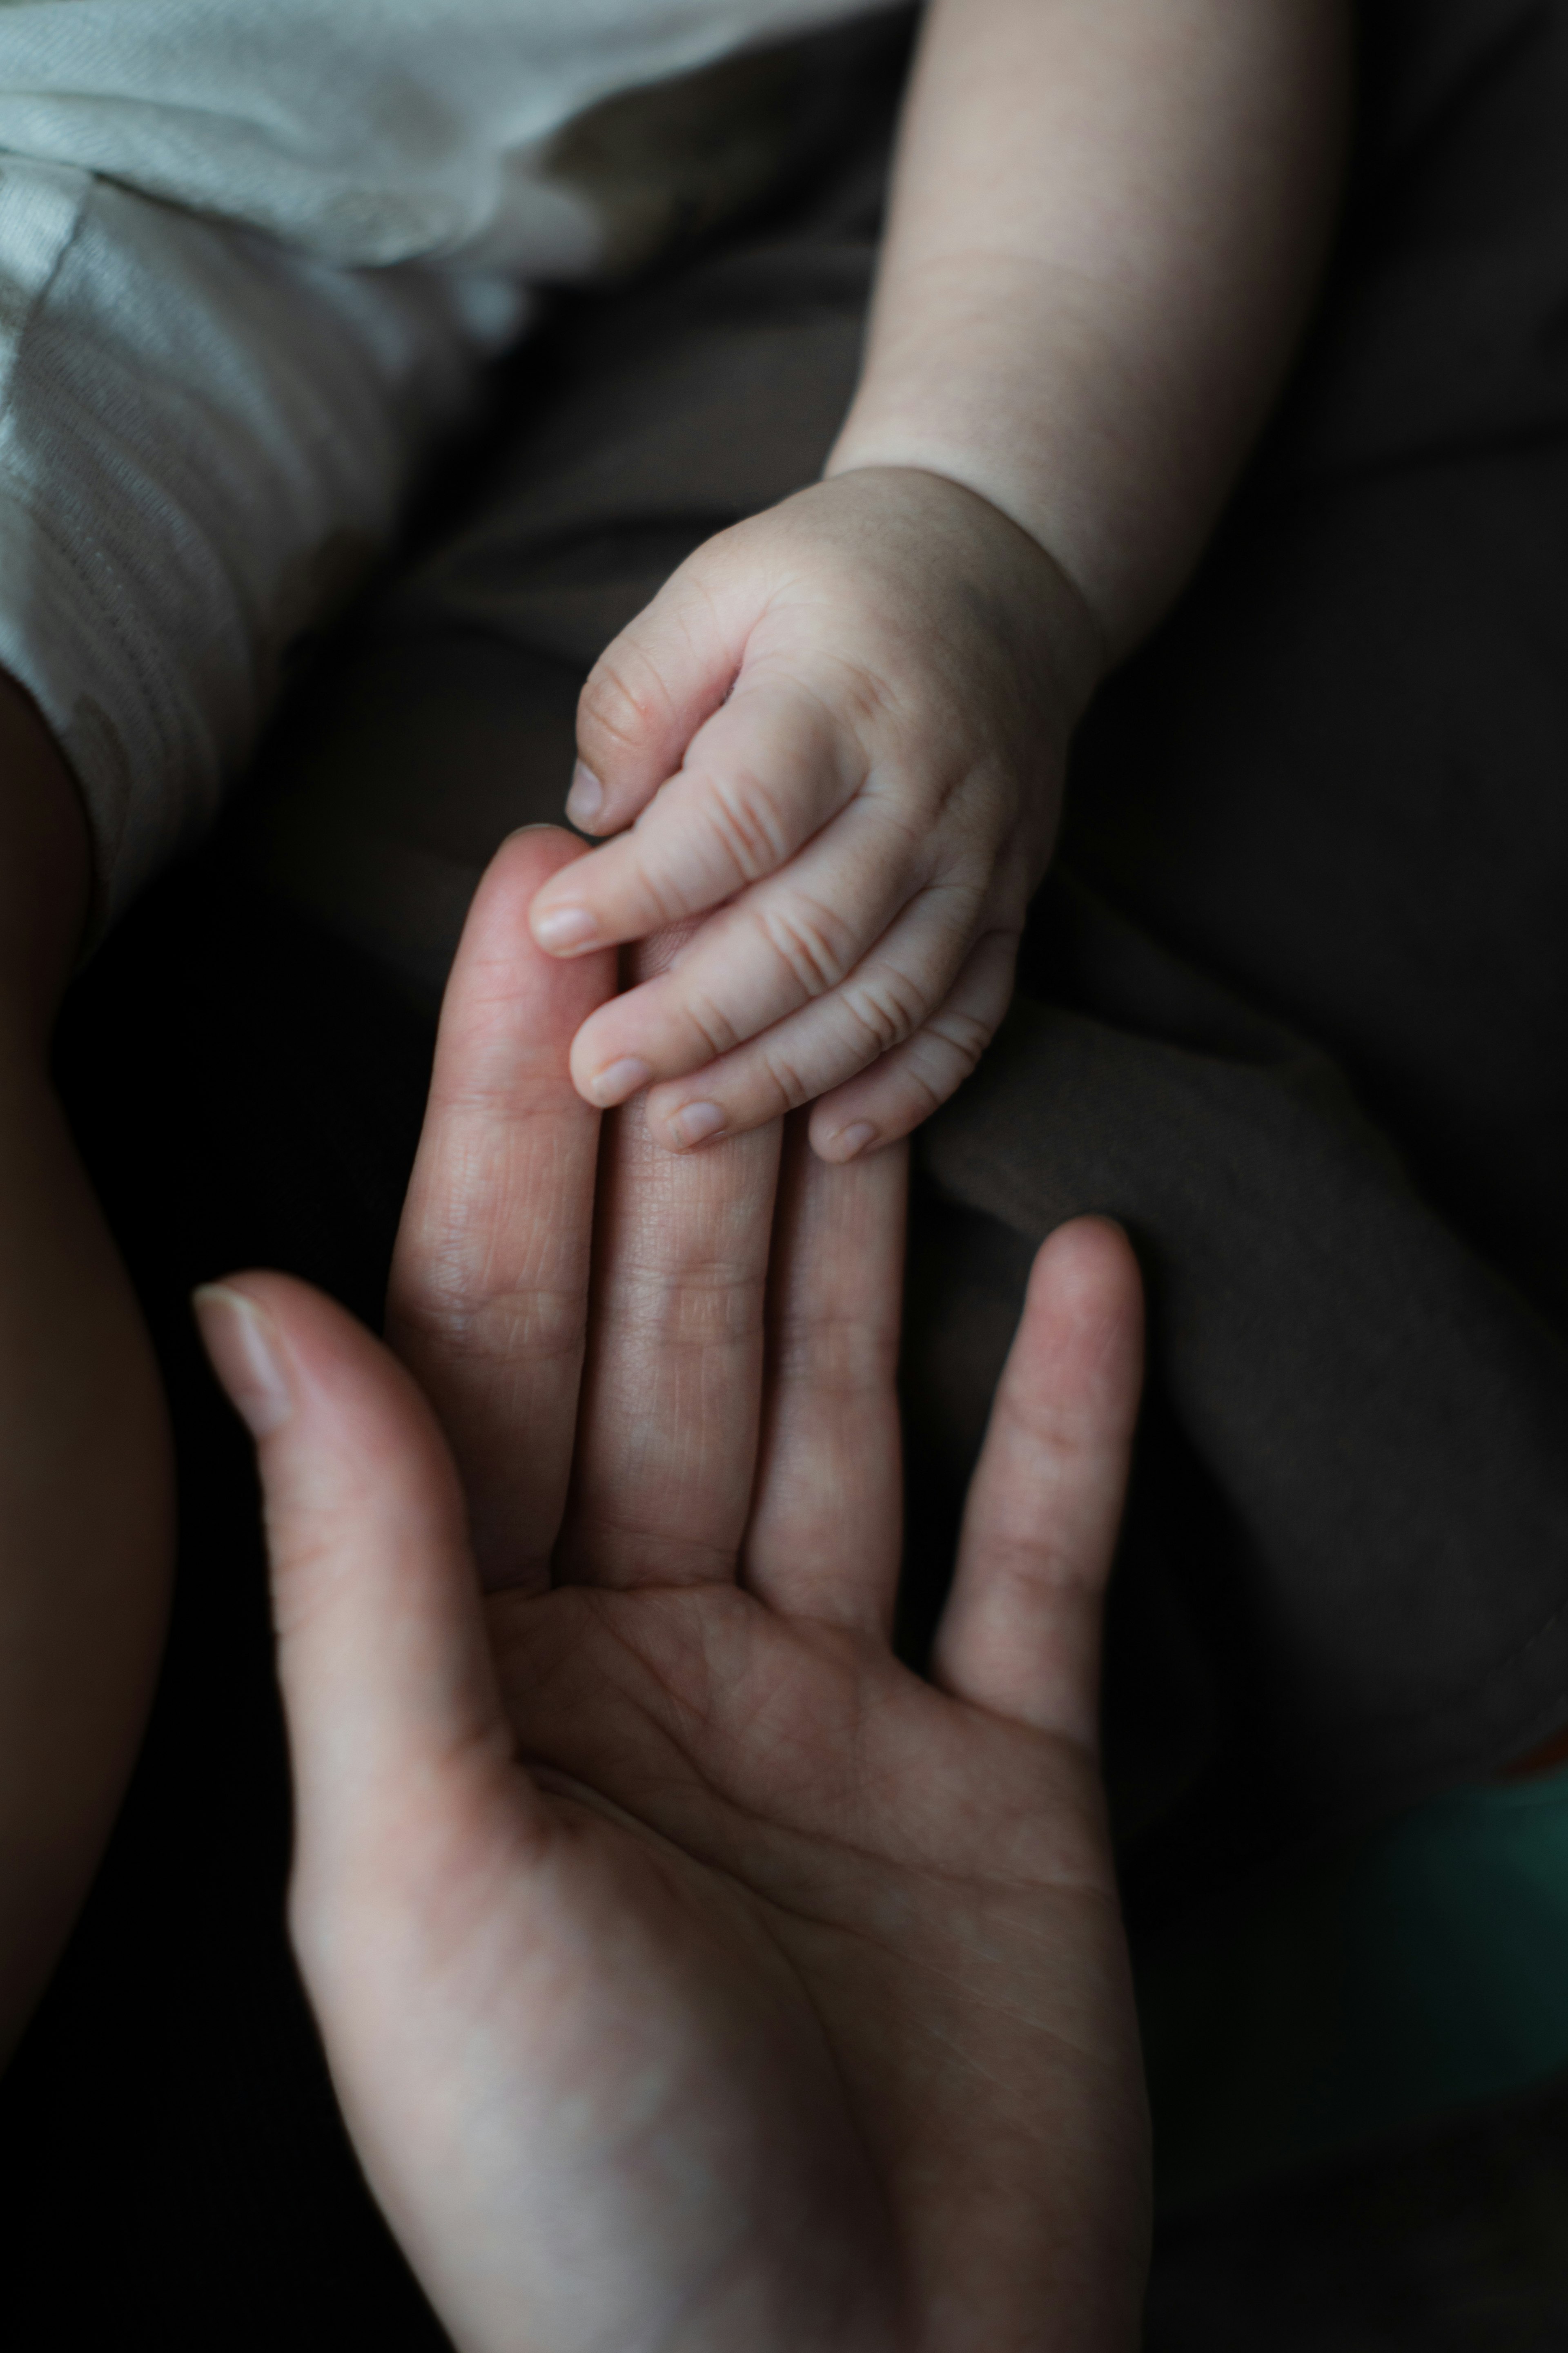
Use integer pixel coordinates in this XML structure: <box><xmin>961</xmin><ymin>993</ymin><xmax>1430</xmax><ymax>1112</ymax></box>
<box><xmin>578</xmin><ymin>647</ymin><xmax>674</xmax><ymax>766</ymax></box>
<box><xmin>929</xmin><ymin>857</ymin><xmax>997</xmax><ymax>922</ymax></box>
<box><xmin>677</xmin><ymin>980</ymin><xmax>743</xmax><ymax>1062</ymax></box>
<box><xmin>760</xmin><ymin>892</ymin><xmax>858</xmax><ymax>997</ymax></box>
<box><xmin>603</xmin><ymin>850</ymin><xmax>683</xmax><ymax>937</ymax></box>
<box><xmin>922</xmin><ymin>782</ymin><xmax>1010</xmax><ymax>862</ymax></box>
<box><xmin>840</xmin><ymin>966</ymin><xmax>927</xmax><ymax>1057</ymax></box>
<box><xmin>886</xmin><ymin>1054</ymin><xmax>951</xmax><ymax>1126</ymax></box>
<box><xmin>873</xmin><ymin>817</ymin><xmax>938</xmax><ymax>904</ymax></box>
<box><xmin>881</xmin><ymin>1007</ymin><xmax>1000</xmax><ymax>1127</ymax></box>
<box><xmin>928</xmin><ymin>1002</ymin><xmax>996</xmax><ymax>1073</ymax></box>
<box><xmin>812</xmin><ymin>663</ymin><xmax>902</xmax><ymax>763</ymax></box>
<box><xmin>858</xmin><ymin>775</ymin><xmax>932</xmax><ymax>856</ymax></box>
<box><xmin>754</xmin><ymin>1041</ymin><xmax>816</xmax><ymax>1114</ymax></box>
<box><xmin>700</xmin><ymin>766</ymin><xmax>795</xmax><ymax>884</ymax></box>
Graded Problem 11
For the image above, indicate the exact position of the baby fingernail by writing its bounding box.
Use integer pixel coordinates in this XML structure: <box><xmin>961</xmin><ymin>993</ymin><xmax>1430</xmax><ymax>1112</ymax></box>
<box><xmin>669</xmin><ymin>1101</ymin><xmax>726</xmax><ymax>1149</ymax></box>
<box><xmin>193</xmin><ymin>1285</ymin><xmax>293</xmax><ymax>1437</ymax></box>
<box><xmin>829</xmin><ymin>1121</ymin><xmax>878</xmax><ymax>1162</ymax></box>
<box><xmin>588</xmin><ymin>1056</ymin><xmax>650</xmax><ymax>1107</ymax></box>
<box><xmin>532</xmin><ymin>904</ymin><xmax>599</xmax><ymax>954</ymax></box>
<box><xmin>566</xmin><ymin>762</ymin><xmax>604</xmax><ymax>829</ymax></box>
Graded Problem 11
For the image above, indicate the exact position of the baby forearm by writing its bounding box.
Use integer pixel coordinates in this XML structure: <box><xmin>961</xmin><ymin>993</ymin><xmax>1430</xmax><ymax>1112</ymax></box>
<box><xmin>829</xmin><ymin>0</ymin><xmax>1350</xmax><ymax>659</ymax></box>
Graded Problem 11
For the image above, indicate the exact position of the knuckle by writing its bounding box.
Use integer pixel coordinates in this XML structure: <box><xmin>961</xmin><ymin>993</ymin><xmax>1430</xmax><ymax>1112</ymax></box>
<box><xmin>957</xmin><ymin>764</ymin><xmax>1018</xmax><ymax>840</ymax></box>
<box><xmin>930</xmin><ymin>864</ymin><xmax>993</xmax><ymax>925</ymax></box>
<box><xmin>624</xmin><ymin>857</ymin><xmax>693</xmax><ymax>934</ymax></box>
<box><xmin>759</xmin><ymin>892</ymin><xmax>860</xmax><ymax>999</ymax></box>
<box><xmin>899</xmin><ymin>1062</ymin><xmax>950</xmax><ymax>1123</ymax></box>
<box><xmin>839</xmin><ymin>965</ymin><xmax>928</xmax><ymax>1058</ymax></box>
<box><xmin>754</xmin><ymin>1042</ymin><xmax>816</xmax><ymax>1115</ymax></box>
<box><xmin>888</xmin><ymin>999</ymin><xmax>998</xmax><ymax>1126</ymax></box>
<box><xmin>677</xmin><ymin>981</ymin><xmax>743</xmax><ymax>1062</ymax></box>
<box><xmin>772</xmin><ymin>1309</ymin><xmax>897</xmax><ymax>1396</ymax></box>
<box><xmin>787</xmin><ymin>647</ymin><xmax>899</xmax><ymax>748</ymax></box>
<box><xmin>699</xmin><ymin>765</ymin><xmax>794</xmax><ymax>886</ymax></box>
<box><xmin>393</xmin><ymin>1282</ymin><xmax>583</xmax><ymax>1377</ymax></box>
<box><xmin>578</xmin><ymin>647</ymin><xmax>675</xmax><ymax>767</ymax></box>
<box><xmin>928</xmin><ymin>1001</ymin><xmax>996</xmax><ymax>1073</ymax></box>
<box><xmin>860</xmin><ymin>790</ymin><xmax>931</xmax><ymax>882</ymax></box>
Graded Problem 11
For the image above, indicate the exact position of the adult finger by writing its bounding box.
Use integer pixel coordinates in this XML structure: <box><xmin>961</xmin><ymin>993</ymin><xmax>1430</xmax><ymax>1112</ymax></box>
<box><xmin>387</xmin><ymin>828</ymin><xmax>615</xmax><ymax>1595</ymax></box>
<box><xmin>194</xmin><ymin>1274</ymin><xmax>527</xmax><ymax>1882</ymax></box>
<box><xmin>932</xmin><ymin>1218</ymin><xmax>1143</xmax><ymax>1750</ymax></box>
<box><xmin>536</xmin><ymin>666</ymin><xmax>865</xmax><ymax>956</ymax></box>
<box><xmin>807</xmin><ymin>927</ymin><xmax>1020</xmax><ymax>1162</ymax></box>
<box><xmin>557</xmin><ymin>922</ymin><xmax>785</xmax><ymax>1591</ymax></box>
<box><xmin>632</xmin><ymin>879</ymin><xmax>988</xmax><ymax>1151</ymax></box>
<box><xmin>743</xmin><ymin>1130</ymin><xmax>907</xmax><ymax>1634</ymax></box>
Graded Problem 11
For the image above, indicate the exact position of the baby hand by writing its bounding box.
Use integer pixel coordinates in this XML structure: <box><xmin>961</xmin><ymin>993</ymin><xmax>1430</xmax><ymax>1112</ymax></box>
<box><xmin>528</xmin><ymin>468</ymin><xmax>1102</xmax><ymax>1158</ymax></box>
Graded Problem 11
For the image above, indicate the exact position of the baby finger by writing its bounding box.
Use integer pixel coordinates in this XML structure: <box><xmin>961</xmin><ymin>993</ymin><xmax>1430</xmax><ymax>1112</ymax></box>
<box><xmin>531</xmin><ymin>673</ymin><xmax>860</xmax><ymax>958</ymax></box>
<box><xmin>565</xmin><ymin>794</ymin><xmax>941</xmax><ymax>1109</ymax></box>
<box><xmin>641</xmin><ymin>886</ymin><xmax>982</xmax><ymax>1149</ymax></box>
<box><xmin>806</xmin><ymin>928</ymin><xmax>1020</xmax><ymax>1162</ymax></box>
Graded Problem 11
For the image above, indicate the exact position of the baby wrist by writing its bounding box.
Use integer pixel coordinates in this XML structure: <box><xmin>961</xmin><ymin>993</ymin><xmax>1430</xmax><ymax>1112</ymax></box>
<box><xmin>820</xmin><ymin>453</ymin><xmax>1109</xmax><ymax>709</ymax></box>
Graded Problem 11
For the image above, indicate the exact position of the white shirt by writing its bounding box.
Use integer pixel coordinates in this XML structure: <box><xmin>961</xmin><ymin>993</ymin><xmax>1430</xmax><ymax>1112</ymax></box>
<box><xmin>0</xmin><ymin>0</ymin><xmax>893</xmax><ymax>919</ymax></box>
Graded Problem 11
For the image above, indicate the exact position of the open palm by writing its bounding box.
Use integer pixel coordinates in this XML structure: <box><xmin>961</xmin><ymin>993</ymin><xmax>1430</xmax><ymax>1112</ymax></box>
<box><xmin>199</xmin><ymin>830</ymin><xmax>1150</xmax><ymax>2353</ymax></box>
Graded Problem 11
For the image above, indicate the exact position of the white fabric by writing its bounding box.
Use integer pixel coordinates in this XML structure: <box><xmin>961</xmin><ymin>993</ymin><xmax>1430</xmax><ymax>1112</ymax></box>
<box><xmin>0</xmin><ymin>0</ymin><xmax>888</xmax><ymax>919</ymax></box>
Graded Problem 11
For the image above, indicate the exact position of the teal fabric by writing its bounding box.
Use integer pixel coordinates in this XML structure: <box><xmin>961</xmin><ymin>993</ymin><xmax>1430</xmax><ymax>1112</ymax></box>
<box><xmin>1139</xmin><ymin>1760</ymin><xmax>1568</xmax><ymax>2210</ymax></box>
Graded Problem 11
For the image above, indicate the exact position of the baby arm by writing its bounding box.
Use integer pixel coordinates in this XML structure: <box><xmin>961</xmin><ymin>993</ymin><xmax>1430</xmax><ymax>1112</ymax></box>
<box><xmin>530</xmin><ymin>0</ymin><xmax>1350</xmax><ymax>1158</ymax></box>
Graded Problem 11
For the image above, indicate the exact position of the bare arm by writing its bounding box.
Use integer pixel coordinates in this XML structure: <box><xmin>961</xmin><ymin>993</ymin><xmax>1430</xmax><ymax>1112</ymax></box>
<box><xmin>0</xmin><ymin>679</ymin><xmax>173</xmax><ymax>2058</ymax></box>
<box><xmin>829</xmin><ymin>0</ymin><xmax>1352</xmax><ymax>658</ymax></box>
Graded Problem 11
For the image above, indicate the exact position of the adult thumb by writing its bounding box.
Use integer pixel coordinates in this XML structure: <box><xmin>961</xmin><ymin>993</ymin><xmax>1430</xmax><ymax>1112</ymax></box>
<box><xmin>195</xmin><ymin>1273</ymin><xmax>514</xmax><ymax>1864</ymax></box>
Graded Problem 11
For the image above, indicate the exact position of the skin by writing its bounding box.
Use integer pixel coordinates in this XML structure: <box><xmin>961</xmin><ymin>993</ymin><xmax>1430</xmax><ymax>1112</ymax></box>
<box><xmin>0</xmin><ymin>676</ymin><xmax>173</xmax><ymax>2056</ymax></box>
<box><xmin>198</xmin><ymin>827</ymin><xmax>1152</xmax><ymax>2353</ymax></box>
<box><xmin>527</xmin><ymin>0</ymin><xmax>1350</xmax><ymax>1162</ymax></box>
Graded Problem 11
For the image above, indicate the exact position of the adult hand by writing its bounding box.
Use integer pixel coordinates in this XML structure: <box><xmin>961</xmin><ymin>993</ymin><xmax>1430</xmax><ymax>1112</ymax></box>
<box><xmin>197</xmin><ymin>828</ymin><xmax>1150</xmax><ymax>2353</ymax></box>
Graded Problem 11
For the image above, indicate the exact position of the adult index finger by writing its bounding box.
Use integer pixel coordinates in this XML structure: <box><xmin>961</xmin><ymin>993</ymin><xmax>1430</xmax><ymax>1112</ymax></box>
<box><xmin>387</xmin><ymin>829</ymin><xmax>615</xmax><ymax>1594</ymax></box>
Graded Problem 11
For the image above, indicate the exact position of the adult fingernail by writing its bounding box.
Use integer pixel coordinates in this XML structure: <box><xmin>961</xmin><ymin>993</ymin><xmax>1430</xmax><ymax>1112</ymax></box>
<box><xmin>193</xmin><ymin>1285</ymin><xmax>293</xmax><ymax>1437</ymax></box>
<box><xmin>827</xmin><ymin>1121</ymin><xmax>878</xmax><ymax>1162</ymax></box>
<box><xmin>532</xmin><ymin>904</ymin><xmax>599</xmax><ymax>954</ymax></box>
<box><xmin>587</xmin><ymin>1056</ymin><xmax>650</xmax><ymax>1107</ymax></box>
<box><xmin>668</xmin><ymin>1101</ymin><xmax>726</xmax><ymax>1149</ymax></box>
<box><xmin>565</xmin><ymin>762</ymin><xmax>604</xmax><ymax>830</ymax></box>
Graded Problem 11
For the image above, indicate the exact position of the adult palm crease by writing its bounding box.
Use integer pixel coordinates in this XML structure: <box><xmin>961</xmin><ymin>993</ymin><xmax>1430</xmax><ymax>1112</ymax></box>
<box><xmin>197</xmin><ymin>827</ymin><xmax>1152</xmax><ymax>2353</ymax></box>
